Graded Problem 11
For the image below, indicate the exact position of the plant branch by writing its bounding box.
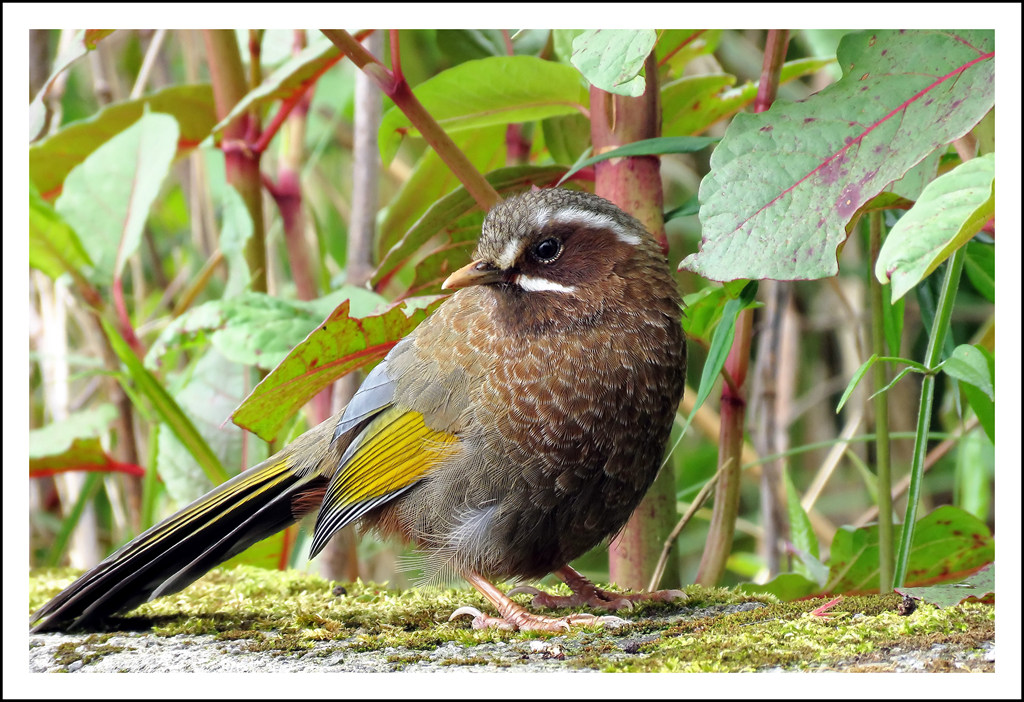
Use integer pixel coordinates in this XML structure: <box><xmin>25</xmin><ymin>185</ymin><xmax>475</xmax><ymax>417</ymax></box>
<box><xmin>320</xmin><ymin>28</ymin><xmax>500</xmax><ymax>211</ymax></box>
<box><xmin>893</xmin><ymin>247</ymin><xmax>966</xmax><ymax>586</ymax></box>
<box><xmin>868</xmin><ymin>211</ymin><xmax>894</xmax><ymax>591</ymax></box>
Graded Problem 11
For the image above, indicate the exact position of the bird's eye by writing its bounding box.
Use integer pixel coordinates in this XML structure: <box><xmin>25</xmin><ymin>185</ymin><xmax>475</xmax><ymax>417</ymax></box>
<box><xmin>532</xmin><ymin>238</ymin><xmax>562</xmax><ymax>263</ymax></box>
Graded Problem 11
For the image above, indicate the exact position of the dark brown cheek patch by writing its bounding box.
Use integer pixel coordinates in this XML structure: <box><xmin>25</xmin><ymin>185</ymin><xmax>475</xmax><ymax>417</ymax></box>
<box><xmin>525</xmin><ymin>227</ymin><xmax>626</xmax><ymax>287</ymax></box>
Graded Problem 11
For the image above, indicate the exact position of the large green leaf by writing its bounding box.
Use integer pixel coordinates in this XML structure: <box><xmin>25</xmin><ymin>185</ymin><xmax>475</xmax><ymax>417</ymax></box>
<box><xmin>54</xmin><ymin>112</ymin><xmax>180</xmax><ymax>283</ymax></box>
<box><xmin>682</xmin><ymin>30</ymin><xmax>995</xmax><ymax>282</ymax></box>
<box><xmin>30</xmin><ymin>84</ymin><xmax>215</xmax><ymax>200</ymax></box>
<box><xmin>570</xmin><ymin>30</ymin><xmax>657</xmax><ymax>97</ymax></box>
<box><xmin>378</xmin><ymin>56</ymin><xmax>588</xmax><ymax>163</ymax></box>
<box><xmin>876</xmin><ymin>154</ymin><xmax>995</xmax><ymax>301</ymax></box>
<box><xmin>146</xmin><ymin>288</ymin><xmax>384</xmax><ymax>372</ymax></box>
<box><xmin>825</xmin><ymin>505</ymin><xmax>993</xmax><ymax>593</ymax></box>
<box><xmin>231</xmin><ymin>296</ymin><xmax>444</xmax><ymax>440</ymax></box>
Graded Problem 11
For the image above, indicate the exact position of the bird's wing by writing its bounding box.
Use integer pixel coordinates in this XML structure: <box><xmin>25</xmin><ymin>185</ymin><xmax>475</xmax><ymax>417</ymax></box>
<box><xmin>309</xmin><ymin>336</ymin><xmax>465</xmax><ymax>557</ymax></box>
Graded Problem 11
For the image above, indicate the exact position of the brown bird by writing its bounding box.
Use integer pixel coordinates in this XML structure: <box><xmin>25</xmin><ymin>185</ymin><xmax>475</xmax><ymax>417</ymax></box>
<box><xmin>30</xmin><ymin>188</ymin><xmax>687</xmax><ymax>633</ymax></box>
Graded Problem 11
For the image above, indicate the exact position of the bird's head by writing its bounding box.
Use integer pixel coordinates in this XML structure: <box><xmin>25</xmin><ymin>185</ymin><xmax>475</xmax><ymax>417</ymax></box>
<box><xmin>442</xmin><ymin>189</ymin><xmax>677</xmax><ymax>331</ymax></box>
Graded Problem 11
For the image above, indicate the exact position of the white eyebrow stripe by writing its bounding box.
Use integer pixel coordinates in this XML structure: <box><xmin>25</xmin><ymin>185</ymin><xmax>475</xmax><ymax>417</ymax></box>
<box><xmin>495</xmin><ymin>237</ymin><xmax>523</xmax><ymax>270</ymax></box>
<box><xmin>547</xmin><ymin>207</ymin><xmax>642</xmax><ymax>245</ymax></box>
<box><xmin>515</xmin><ymin>274</ymin><xmax>577</xmax><ymax>294</ymax></box>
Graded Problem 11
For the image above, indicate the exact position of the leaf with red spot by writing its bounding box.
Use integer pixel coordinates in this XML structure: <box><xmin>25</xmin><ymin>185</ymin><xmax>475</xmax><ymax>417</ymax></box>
<box><xmin>896</xmin><ymin>562</ymin><xmax>994</xmax><ymax>608</ymax></box>
<box><xmin>231</xmin><ymin>296</ymin><xmax>445</xmax><ymax>441</ymax></box>
<box><xmin>681</xmin><ymin>29</ymin><xmax>994</xmax><ymax>282</ymax></box>
<box><xmin>825</xmin><ymin>505</ymin><xmax>994</xmax><ymax>594</ymax></box>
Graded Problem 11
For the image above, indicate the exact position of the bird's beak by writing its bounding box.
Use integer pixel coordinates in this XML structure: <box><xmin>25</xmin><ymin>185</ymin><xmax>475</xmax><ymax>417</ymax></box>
<box><xmin>441</xmin><ymin>259</ymin><xmax>506</xmax><ymax>290</ymax></box>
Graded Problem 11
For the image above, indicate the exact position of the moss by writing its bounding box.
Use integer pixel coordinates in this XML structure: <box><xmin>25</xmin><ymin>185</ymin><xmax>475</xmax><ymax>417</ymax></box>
<box><xmin>48</xmin><ymin>633</ymin><xmax>125</xmax><ymax>671</ymax></box>
<box><xmin>30</xmin><ymin>566</ymin><xmax>994</xmax><ymax>672</ymax></box>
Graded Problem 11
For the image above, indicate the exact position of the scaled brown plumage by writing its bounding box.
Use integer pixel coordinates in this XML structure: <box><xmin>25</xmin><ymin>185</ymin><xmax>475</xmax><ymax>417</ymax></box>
<box><xmin>31</xmin><ymin>188</ymin><xmax>687</xmax><ymax>633</ymax></box>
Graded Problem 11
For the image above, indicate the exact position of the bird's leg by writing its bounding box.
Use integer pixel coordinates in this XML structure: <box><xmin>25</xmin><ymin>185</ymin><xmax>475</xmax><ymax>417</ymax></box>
<box><xmin>508</xmin><ymin>565</ymin><xmax>685</xmax><ymax>612</ymax></box>
<box><xmin>449</xmin><ymin>571</ymin><xmax>627</xmax><ymax>633</ymax></box>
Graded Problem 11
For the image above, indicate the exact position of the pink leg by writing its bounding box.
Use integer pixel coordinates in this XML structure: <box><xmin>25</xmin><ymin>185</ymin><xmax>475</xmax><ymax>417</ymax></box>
<box><xmin>509</xmin><ymin>565</ymin><xmax>685</xmax><ymax>612</ymax></box>
<box><xmin>450</xmin><ymin>571</ymin><xmax>628</xmax><ymax>633</ymax></box>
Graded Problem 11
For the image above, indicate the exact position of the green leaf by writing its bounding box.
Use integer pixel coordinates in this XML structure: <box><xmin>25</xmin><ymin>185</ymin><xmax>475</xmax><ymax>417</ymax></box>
<box><xmin>784</xmin><ymin>468</ymin><xmax>820</xmax><ymax>562</ymax></box>
<box><xmin>29</xmin><ymin>186</ymin><xmax>93</xmax><ymax>280</ymax></box>
<box><xmin>836</xmin><ymin>354</ymin><xmax>878</xmax><ymax>413</ymax></box>
<box><xmin>693</xmin><ymin>282</ymin><xmax>758</xmax><ymax>413</ymax></box>
<box><xmin>30</xmin><ymin>84</ymin><xmax>216</xmax><ymax>200</ymax></box>
<box><xmin>378</xmin><ymin>56</ymin><xmax>588</xmax><ymax>163</ymax></box>
<box><xmin>232</xmin><ymin>297</ymin><xmax>445</xmax><ymax>441</ymax></box>
<box><xmin>664</xmin><ymin>194</ymin><xmax>700</xmax><ymax>222</ymax></box>
<box><xmin>146</xmin><ymin>289</ymin><xmax>385</xmax><ymax>373</ymax></box>
<box><xmin>681</xmin><ymin>30</ymin><xmax>995</xmax><ymax>282</ymax></box>
<box><xmin>963</xmin><ymin>240</ymin><xmax>995</xmax><ymax>302</ymax></box>
<box><xmin>941</xmin><ymin>344</ymin><xmax>994</xmax><ymax>400</ymax></box>
<box><xmin>738</xmin><ymin>573</ymin><xmax>820</xmax><ymax>600</ymax></box>
<box><xmin>876</xmin><ymin>154</ymin><xmax>995</xmax><ymax>301</ymax></box>
<box><xmin>654</xmin><ymin>30</ymin><xmax>722</xmax><ymax>76</ymax></box>
<box><xmin>896</xmin><ymin>562</ymin><xmax>993</xmax><ymax>608</ymax></box>
<box><xmin>101</xmin><ymin>317</ymin><xmax>229</xmax><ymax>486</ymax></box>
<box><xmin>29</xmin><ymin>29</ymin><xmax>115</xmax><ymax>142</ymax></box>
<box><xmin>376</xmin><ymin>125</ymin><xmax>507</xmax><ymax>262</ymax></box>
<box><xmin>881</xmin><ymin>288</ymin><xmax>905</xmax><ymax>357</ymax></box>
<box><xmin>825</xmin><ymin>505</ymin><xmax>993</xmax><ymax>593</ymax></box>
<box><xmin>558</xmin><ymin>136</ymin><xmax>718</xmax><ymax>184</ymax></box>
<box><xmin>55</xmin><ymin>112</ymin><xmax>180</xmax><ymax>282</ymax></box>
<box><xmin>541</xmin><ymin>112</ymin><xmax>592</xmax><ymax>167</ymax></box>
<box><xmin>29</xmin><ymin>405</ymin><xmax>120</xmax><ymax>476</ymax></box>
<box><xmin>220</xmin><ymin>185</ymin><xmax>254</xmax><ymax>298</ymax></box>
<box><xmin>943</xmin><ymin>344</ymin><xmax>995</xmax><ymax>442</ymax></box>
<box><xmin>661</xmin><ymin>57</ymin><xmax>835</xmax><ymax>137</ymax></box>
<box><xmin>955</xmin><ymin>428</ymin><xmax>994</xmax><ymax>521</ymax></box>
<box><xmin>211</xmin><ymin>36</ymin><xmax>342</xmax><ymax>141</ymax></box>
<box><xmin>156</xmin><ymin>349</ymin><xmax>270</xmax><ymax>505</ymax></box>
<box><xmin>570</xmin><ymin>30</ymin><xmax>657</xmax><ymax>97</ymax></box>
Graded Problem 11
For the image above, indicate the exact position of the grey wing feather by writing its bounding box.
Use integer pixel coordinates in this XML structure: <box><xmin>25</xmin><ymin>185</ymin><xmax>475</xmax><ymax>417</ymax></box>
<box><xmin>332</xmin><ymin>340</ymin><xmax>406</xmax><ymax>442</ymax></box>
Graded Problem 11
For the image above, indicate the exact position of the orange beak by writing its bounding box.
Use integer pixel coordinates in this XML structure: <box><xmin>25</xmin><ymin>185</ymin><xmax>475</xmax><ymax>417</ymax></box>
<box><xmin>441</xmin><ymin>259</ymin><xmax>506</xmax><ymax>290</ymax></box>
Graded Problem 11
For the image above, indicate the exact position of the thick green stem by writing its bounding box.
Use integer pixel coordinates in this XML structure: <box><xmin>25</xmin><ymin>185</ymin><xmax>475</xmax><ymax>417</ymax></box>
<box><xmin>892</xmin><ymin>247</ymin><xmax>966</xmax><ymax>586</ymax></box>
<box><xmin>868</xmin><ymin>211</ymin><xmax>894</xmax><ymax>591</ymax></box>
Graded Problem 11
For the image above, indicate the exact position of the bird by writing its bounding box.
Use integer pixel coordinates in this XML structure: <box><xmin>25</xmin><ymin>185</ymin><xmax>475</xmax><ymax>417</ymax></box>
<box><xmin>30</xmin><ymin>187</ymin><xmax>687</xmax><ymax>634</ymax></box>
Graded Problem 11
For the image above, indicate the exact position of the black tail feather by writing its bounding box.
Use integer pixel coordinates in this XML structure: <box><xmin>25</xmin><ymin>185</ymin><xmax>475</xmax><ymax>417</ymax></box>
<box><xmin>31</xmin><ymin>458</ymin><xmax>326</xmax><ymax>633</ymax></box>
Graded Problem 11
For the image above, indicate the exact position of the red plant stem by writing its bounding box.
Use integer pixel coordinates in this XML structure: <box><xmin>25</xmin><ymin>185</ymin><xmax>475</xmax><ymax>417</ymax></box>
<box><xmin>112</xmin><ymin>274</ymin><xmax>145</xmax><ymax>358</ymax></box>
<box><xmin>595</xmin><ymin>53</ymin><xmax>679</xmax><ymax>591</ymax></box>
<box><xmin>32</xmin><ymin>461</ymin><xmax>149</xmax><ymax>479</ymax></box>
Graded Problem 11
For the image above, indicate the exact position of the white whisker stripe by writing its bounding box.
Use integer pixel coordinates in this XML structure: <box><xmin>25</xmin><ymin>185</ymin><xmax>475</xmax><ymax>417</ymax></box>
<box><xmin>515</xmin><ymin>274</ymin><xmax>577</xmax><ymax>293</ymax></box>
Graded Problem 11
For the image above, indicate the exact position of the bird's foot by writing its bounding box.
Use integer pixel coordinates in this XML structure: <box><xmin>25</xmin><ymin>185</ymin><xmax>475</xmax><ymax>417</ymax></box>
<box><xmin>449</xmin><ymin>605</ymin><xmax>627</xmax><ymax>633</ymax></box>
<box><xmin>509</xmin><ymin>565</ymin><xmax>685</xmax><ymax>612</ymax></box>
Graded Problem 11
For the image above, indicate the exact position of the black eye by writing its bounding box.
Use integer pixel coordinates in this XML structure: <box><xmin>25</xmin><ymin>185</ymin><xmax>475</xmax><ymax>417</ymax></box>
<box><xmin>533</xmin><ymin>238</ymin><xmax>562</xmax><ymax>263</ymax></box>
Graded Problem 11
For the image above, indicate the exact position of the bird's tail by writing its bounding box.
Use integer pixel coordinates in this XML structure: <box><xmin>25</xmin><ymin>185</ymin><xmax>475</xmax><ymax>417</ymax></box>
<box><xmin>30</xmin><ymin>419</ymin><xmax>337</xmax><ymax>633</ymax></box>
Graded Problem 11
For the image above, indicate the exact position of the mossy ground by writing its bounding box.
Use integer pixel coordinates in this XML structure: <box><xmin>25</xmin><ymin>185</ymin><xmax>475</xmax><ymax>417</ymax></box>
<box><xmin>29</xmin><ymin>565</ymin><xmax>994</xmax><ymax>673</ymax></box>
